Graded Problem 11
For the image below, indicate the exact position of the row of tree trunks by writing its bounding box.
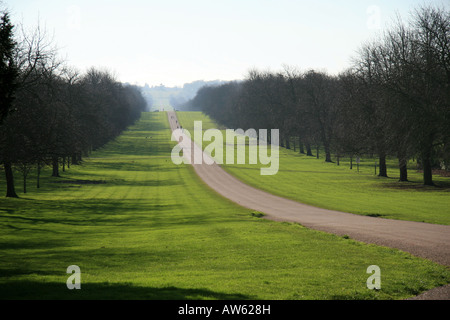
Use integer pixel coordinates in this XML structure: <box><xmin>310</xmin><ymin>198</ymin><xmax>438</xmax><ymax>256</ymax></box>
<box><xmin>283</xmin><ymin>137</ymin><xmax>420</xmax><ymax>182</ymax></box>
<box><xmin>3</xmin><ymin>155</ymin><xmax>82</xmax><ymax>197</ymax></box>
<box><xmin>282</xmin><ymin>137</ymin><xmax>435</xmax><ymax>184</ymax></box>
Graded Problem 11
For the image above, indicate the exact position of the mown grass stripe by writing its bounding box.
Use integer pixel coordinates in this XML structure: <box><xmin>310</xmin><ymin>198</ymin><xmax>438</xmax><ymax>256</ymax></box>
<box><xmin>0</xmin><ymin>112</ymin><xmax>448</xmax><ymax>300</ymax></box>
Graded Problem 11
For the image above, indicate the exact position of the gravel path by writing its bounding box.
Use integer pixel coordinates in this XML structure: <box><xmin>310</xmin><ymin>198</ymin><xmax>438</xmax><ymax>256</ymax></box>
<box><xmin>168</xmin><ymin>111</ymin><xmax>450</xmax><ymax>299</ymax></box>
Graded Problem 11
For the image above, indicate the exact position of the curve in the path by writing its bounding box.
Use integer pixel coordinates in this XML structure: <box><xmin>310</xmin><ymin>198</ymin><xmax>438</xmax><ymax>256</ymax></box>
<box><xmin>167</xmin><ymin>111</ymin><xmax>450</xmax><ymax>268</ymax></box>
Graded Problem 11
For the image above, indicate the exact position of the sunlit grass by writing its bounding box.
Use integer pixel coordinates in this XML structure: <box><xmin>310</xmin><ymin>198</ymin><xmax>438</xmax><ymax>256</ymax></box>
<box><xmin>0</xmin><ymin>112</ymin><xmax>448</xmax><ymax>300</ymax></box>
<box><xmin>177</xmin><ymin>111</ymin><xmax>450</xmax><ymax>225</ymax></box>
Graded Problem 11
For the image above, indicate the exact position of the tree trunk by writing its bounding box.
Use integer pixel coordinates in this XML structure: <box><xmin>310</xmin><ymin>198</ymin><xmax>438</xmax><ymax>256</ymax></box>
<box><xmin>336</xmin><ymin>154</ymin><xmax>340</xmax><ymax>166</ymax></box>
<box><xmin>23</xmin><ymin>172</ymin><xmax>27</xmax><ymax>193</ymax></box>
<box><xmin>316</xmin><ymin>146</ymin><xmax>319</xmax><ymax>159</ymax></box>
<box><xmin>4</xmin><ymin>162</ymin><xmax>18</xmax><ymax>198</ymax></box>
<box><xmin>422</xmin><ymin>154</ymin><xmax>433</xmax><ymax>186</ymax></box>
<box><xmin>398</xmin><ymin>157</ymin><xmax>408</xmax><ymax>181</ymax></box>
<box><xmin>299</xmin><ymin>139</ymin><xmax>304</xmax><ymax>154</ymax></box>
<box><xmin>62</xmin><ymin>156</ymin><xmax>65</xmax><ymax>172</ymax></box>
<box><xmin>378</xmin><ymin>153</ymin><xmax>387</xmax><ymax>177</ymax></box>
<box><xmin>306</xmin><ymin>143</ymin><xmax>313</xmax><ymax>156</ymax></box>
<box><xmin>324</xmin><ymin>145</ymin><xmax>332</xmax><ymax>162</ymax></box>
<box><xmin>293</xmin><ymin>138</ymin><xmax>296</xmax><ymax>152</ymax></box>
<box><xmin>37</xmin><ymin>163</ymin><xmax>41</xmax><ymax>188</ymax></box>
<box><xmin>350</xmin><ymin>155</ymin><xmax>353</xmax><ymax>170</ymax></box>
<box><xmin>285</xmin><ymin>137</ymin><xmax>290</xmax><ymax>149</ymax></box>
<box><xmin>52</xmin><ymin>156</ymin><xmax>60</xmax><ymax>177</ymax></box>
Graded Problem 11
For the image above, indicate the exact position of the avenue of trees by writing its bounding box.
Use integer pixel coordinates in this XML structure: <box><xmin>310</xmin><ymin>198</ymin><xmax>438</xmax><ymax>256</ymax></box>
<box><xmin>185</xmin><ymin>5</ymin><xmax>449</xmax><ymax>186</ymax></box>
<box><xmin>0</xmin><ymin>9</ymin><xmax>147</xmax><ymax>197</ymax></box>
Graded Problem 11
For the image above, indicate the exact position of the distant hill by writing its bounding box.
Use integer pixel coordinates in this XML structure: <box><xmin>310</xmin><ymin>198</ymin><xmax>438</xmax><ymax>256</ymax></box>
<box><xmin>136</xmin><ymin>80</ymin><xmax>231</xmax><ymax>111</ymax></box>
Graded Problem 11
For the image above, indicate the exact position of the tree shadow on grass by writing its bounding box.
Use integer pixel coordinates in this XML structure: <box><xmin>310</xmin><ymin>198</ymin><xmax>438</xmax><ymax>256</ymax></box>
<box><xmin>378</xmin><ymin>179</ymin><xmax>450</xmax><ymax>191</ymax></box>
<box><xmin>49</xmin><ymin>177</ymin><xmax>183</xmax><ymax>187</ymax></box>
<box><xmin>0</xmin><ymin>200</ymin><xmax>185</xmax><ymax>230</ymax></box>
<box><xmin>0</xmin><ymin>198</ymin><xmax>238</xmax><ymax>233</ymax></box>
<box><xmin>0</xmin><ymin>280</ymin><xmax>253</xmax><ymax>300</ymax></box>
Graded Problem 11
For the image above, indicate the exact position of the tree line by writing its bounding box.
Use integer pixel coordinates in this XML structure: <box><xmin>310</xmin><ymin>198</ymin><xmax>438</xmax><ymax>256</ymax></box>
<box><xmin>0</xmin><ymin>9</ymin><xmax>147</xmax><ymax>197</ymax></box>
<box><xmin>184</xmin><ymin>5</ymin><xmax>449</xmax><ymax>186</ymax></box>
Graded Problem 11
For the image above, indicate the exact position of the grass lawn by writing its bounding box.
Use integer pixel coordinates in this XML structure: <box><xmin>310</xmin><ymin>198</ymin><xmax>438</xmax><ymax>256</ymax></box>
<box><xmin>0</xmin><ymin>112</ymin><xmax>448</xmax><ymax>300</ymax></box>
<box><xmin>176</xmin><ymin>111</ymin><xmax>450</xmax><ymax>225</ymax></box>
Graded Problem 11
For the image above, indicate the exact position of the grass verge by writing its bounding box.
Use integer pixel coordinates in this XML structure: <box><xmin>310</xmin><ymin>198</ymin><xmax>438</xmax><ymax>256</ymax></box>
<box><xmin>0</xmin><ymin>112</ymin><xmax>448</xmax><ymax>300</ymax></box>
<box><xmin>176</xmin><ymin>111</ymin><xmax>450</xmax><ymax>225</ymax></box>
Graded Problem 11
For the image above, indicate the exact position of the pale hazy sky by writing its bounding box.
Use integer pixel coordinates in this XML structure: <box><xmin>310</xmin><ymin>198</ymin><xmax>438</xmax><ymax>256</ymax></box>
<box><xmin>5</xmin><ymin>0</ymin><xmax>448</xmax><ymax>87</ymax></box>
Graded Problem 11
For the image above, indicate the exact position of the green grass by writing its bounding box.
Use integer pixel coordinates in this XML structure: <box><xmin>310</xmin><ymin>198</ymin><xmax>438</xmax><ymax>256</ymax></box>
<box><xmin>0</xmin><ymin>112</ymin><xmax>449</xmax><ymax>300</ymax></box>
<box><xmin>177</xmin><ymin>111</ymin><xmax>450</xmax><ymax>225</ymax></box>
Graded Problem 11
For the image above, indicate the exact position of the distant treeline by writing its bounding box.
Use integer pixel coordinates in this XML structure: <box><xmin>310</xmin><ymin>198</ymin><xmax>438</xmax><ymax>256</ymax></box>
<box><xmin>184</xmin><ymin>5</ymin><xmax>449</xmax><ymax>186</ymax></box>
<box><xmin>0</xmin><ymin>10</ymin><xmax>147</xmax><ymax>197</ymax></box>
<box><xmin>170</xmin><ymin>80</ymin><xmax>229</xmax><ymax>110</ymax></box>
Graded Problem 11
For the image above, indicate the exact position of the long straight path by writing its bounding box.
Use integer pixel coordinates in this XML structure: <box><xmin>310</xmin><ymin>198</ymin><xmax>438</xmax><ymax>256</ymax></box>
<box><xmin>167</xmin><ymin>111</ymin><xmax>450</xmax><ymax>268</ymax></box>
